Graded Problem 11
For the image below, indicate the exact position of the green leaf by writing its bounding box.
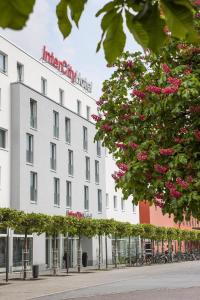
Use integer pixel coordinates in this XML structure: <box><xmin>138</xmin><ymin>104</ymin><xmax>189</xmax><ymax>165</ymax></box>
<box><xmin>69</xmin><ymin>0</ymin><xmax>87</xmax><ymax>27</ymax></box>
<box><xmin>56</xmin><ymin>0</ymin><xmax>72</xmax><ymax>38</ymax></box>
<box><xmin>103</xmin><ymin>13</ymin><xmax>126</xmax><ymax>64</ymax></box>
<box><xmin>96</xmin><ymin>1</ymin><xmax>116</xmax><ymax>17</ymax></box>
<box><xmin>96</xmin><ymin>9</ymin><xmax>117</xmax><ymax>53</ymax></box>
<box><xmin>160</xmin><ymin>0</ymin><xmax>198</xmax><ymax>42</ymax></box>
<box><xmin>0</xmin><ymin>0</ymin><xmax>35</xmax><ymax>30</ymax></box>
<box><xmin>125</xmin><ymin>10</ymin><xmax>149</xmax><ymax>49</ymax></box>
<box><xmin>126</xmin><ymin>3</ymin><xmax>166</xmax><ymax>52</ymax></box>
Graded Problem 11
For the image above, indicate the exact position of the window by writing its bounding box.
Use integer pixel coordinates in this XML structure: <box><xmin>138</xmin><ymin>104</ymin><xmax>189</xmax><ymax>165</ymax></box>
<box><xmin>97</xmin><ymin>141</ymin><xmax>101</xmax><ymax>157</ymax></box>
<box><xmin>0</xmin><ymin>52</ymin><xmax>7</xmax><ymax>74</ymax></box>
<box><xmin>17</xmin><ymin>62</ymin><xmax>24</xmax><ymax>82</ymax></box>
<box><xmin>65</xmin><ymin>118</ymin><xmax>71</xmax><ymax>144</ymax></box>
<box><xmin>86</xmin><ymin>106</ymin><xmax>90</xmax><ymax>120</ymax></box>
<box><xmin>83</xmin><ymin>126</ymin><xmax>88</xmax><ymax>151</ymax></box>
<box><xmin>66</xmin><ymin>181</ymin><xmax>72</xmax><ymax>208</ymax></box>
<box><xmin>30</xmin><ymin>99</ymin><xmax>37</xmax><ymax>129</ymax></box>
<box><xmin>106</xmin><ymin>193</ymin><xmax>109</xmax><ymax>208</ymax></box>
<box><xmin>77</xmin><ymin>100</ymin><xmax>81</xmax><ymax>115</ymax></box>
<box><xmin>53</xmin><ymin>111</ymin><xmax>59</xmax><ymax>138</ymax></box>
<box><xmin>95</xmin><ymin>160</ymin><xmax>99</xmax><ymax>184</ymax></box>
<box><xmin>84</xmin><ymin>186</ymin><xmax>89</xmax><ymax>211</ymax></box>
<box><xmin>30</xmin><ymin>172</ymin><xmax>37</xmax><ymax>203</ymax></box>
<box><xmin>59</xmin><ymin>89</ymin><xmax>64</xmax><ymax>105</ymax></box>
<box><xmin>41</xmin><ymin>77</ymin><xmax>47</xmax><ymax>95</ymax></box>
<box><xmin>98</xmin><ymin>189</ymin><xmax>102</xmax><ymax>213</ymax></box>
<box><xmin>68</xmin><ymin>150</ymin><xmax>74</xmax><ymax>176</ymax></box>
<box><xmin>50</xmin><ymin>143</ymin><xmax>56</xmax><ymax>170</ymax></box>
<box><xmin>0</xmin><ymin>129</ymin><xmax>7</xmax><ymax>149</ymax></box>
<box><xmin>26</xmin><ymin>134</ymin><xmax>33</xmax><ymax>164</ymax></box>
<box><xmin>121</xmin><ymin>199</ymin><xmax>125</xmax><ymax>211</ymax></box>
<box><xmin>54</xmin><ymin>178</ymin><xmax>60</xmax><ymax>206</ymax></box>
<box><xmin>114</xmin><ymin>196</ymin><xmax>117</xmax><ymax>210</ymax></box>
<box><xmin>85</xmin><ymin>157</ymin><xmax>90</xmax><ymax>181</ymax></box>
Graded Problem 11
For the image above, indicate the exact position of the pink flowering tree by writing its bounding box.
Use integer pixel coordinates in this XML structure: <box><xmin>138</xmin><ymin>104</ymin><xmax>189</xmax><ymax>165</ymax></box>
<box><xmin>93</xmin><ymin>3</ymin><xmax>200</xmax><ymax>222</ymax></box>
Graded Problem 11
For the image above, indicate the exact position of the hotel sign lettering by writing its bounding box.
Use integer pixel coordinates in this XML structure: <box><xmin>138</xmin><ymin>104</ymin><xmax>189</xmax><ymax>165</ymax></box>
<box><xmin>42</xmin><ymin>46</ymin><xmax>92</xmax><ymax>93</ymax></box>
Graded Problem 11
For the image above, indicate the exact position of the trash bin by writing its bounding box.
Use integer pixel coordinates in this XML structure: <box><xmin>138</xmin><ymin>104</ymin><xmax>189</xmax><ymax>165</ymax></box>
<box><xmin>82</xmin><ymin>252</ymin><xmax>88</xmax><ymax>267</ymax></box>
<box><xmin>32</xmin><ymin>265</ymin><xmax>39</xmax><ymax>279</ymax></box>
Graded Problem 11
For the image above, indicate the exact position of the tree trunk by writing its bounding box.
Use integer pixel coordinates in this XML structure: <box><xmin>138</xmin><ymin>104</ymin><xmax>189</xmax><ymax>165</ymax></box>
<box><xmin>53</xmin><ymin>234</ymin><xmax>57</xmax><ymax>276</ymax></box>
<box><xmin>128</xmin><ymin>236</ymin><xmax>131</xmax><ymax>267</ymax></box>
<box><xmin>98</xmin><ymin>235</ymin><xmax>101</xmax><ymax>270</ymax></box>
<box><xmin>105</xmin><ymin>236</ymin><xmax>108</xmax><ymax>269</ymax></box>
<box><xmin>114</xmin><ymin>234</ymin><xmax>117</xmax><ymax>268</ymax></box>
<box><xmin>6</xmin><ymin>227</ymin><xmax>9</xmax><ymax>282</ymax></box>
<box><xmin>161</xmin><ymin>240</ymin><xmax>164</xmax><ymax>254</ymax></box>
<box><xmin>66</xmin><ymin>234</ymin><xmax>69</xmax><ymax>274</ymax></box>
<box><xmin>156</xmin><ymin>240</ymin><xmax>159</xmax><ymax>253</ymax></box>
<box><xmin>77</xmin><ymin>234</ymin><xmax>81</xmax><ymax>273</ymax></box>
<box><xmin>23</xmin><ymin>230</ymin><xmax>28</xmax><ymax>280</ymax></box>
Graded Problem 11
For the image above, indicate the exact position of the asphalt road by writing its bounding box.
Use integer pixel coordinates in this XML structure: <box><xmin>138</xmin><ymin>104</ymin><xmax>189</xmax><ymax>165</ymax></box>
<box><xmin>31</xmin><ymin>261</ymin><xmax>200</xmax><ymax>300</ymax></box>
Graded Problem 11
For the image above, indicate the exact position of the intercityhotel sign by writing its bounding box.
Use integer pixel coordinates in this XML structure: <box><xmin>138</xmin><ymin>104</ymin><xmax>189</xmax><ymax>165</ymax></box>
<box><xmin>42</xmin><ymin>46</ymin><xmax>92</xmax><ymax>93</ymax></box>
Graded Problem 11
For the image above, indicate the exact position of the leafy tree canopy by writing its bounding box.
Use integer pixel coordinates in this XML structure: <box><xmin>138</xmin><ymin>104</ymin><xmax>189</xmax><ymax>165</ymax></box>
<box><xmin>0</xmin><ymin>0</ymin><xmax>199</xmax><ymax>63</ymax></box>
<box><xmin>93</xmin><ymin>6</ymin><xmax>200</xmax><ymax>222</ymax></box>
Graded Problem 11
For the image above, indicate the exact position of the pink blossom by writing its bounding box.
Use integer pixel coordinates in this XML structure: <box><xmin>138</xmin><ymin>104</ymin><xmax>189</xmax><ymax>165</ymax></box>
<box><xmin>194</xmin><ymin>130</ymin><xmax>200</xmax><ymax>141</ymax></box>
<box><xmin>115</xmin><ymin>143</ymin><xmax>127</xmax><ymax>150</ymax></box>
<box><xmin>196</xmin><ymin>13</ymin><xmax>200</xmax><ymax>18</ymax></box>
<box><xmin>132</xmin><ymin>90</ymin><xmax>146</xmax><ymax>99</ymax></box>
<box><xmin>117</xmin><ymin>163</ymin><xmax>128</xmax><ymax>172</ymax></box>
<box><xmin>170</xmin><ymin>189</ymin><xmax>182</xmax><ymax>199</ymax></box>
<box><xmin>126</xmin><ymin>60</ymin><xmax>133</xmax><ymax>68</ymax></box>
<box><xmin>154</xmin><ymin>164</ymin><xmax>168</xmax><ymax>174</ymax></box>
<box><xmin>91</xmin><ymin>114</ymin><xmax>102</xmax><ymax>122</ymax></box>
<box><xmin>189</xmin><ymin>105</ymin><xmax>200</xmax><ymax>113</ymax></box>
<box><xmin>139</xmin><ymin>115</ymin><xmax>146</xmax><ymax>121</ymax></box>
<box><xmin>176</xmin><ymin>177</ymin><xmax>189</xmax><ymax>189</ymax></box>
<box><xmin>165</xmin><ymin>181</ymin><xmax>176</xmax><ymax>190</ymax></box>
<box><xmin>120</xmin><ymin>114</ymin><xmax>131</xmax><ymax>120</ymax></box>
<box><xmin>116</xmin><ymin>171</ymin><xmax>126</xmax><ymax>178</ymax></box>
<box><xmin>101</xmin><ymin>124</ymin><xmax>112</xmax><ymax>132</ymax></box>
<box><xmin>194</xmin><ymin>0</ymin><xmax>200</xmax><ymax>6</ymax></box>
<box><xmin>112</xmin><ymin>173</ymin><xmax>118</xmax><ymax>181</ymax></box>
<box><xmin>146</xmin><ymin>172</ymin><xmax>152</xmax><ymax>181</ymax></box>
<box><xmin>167</xmin><ymin>77</ymin><xmax>182</xmax><ymax>86</ymax></box>
<box><xmin>184</xmin><ymin>68</ymin><xmax>192</xmax><ymax>75</ymax></box>
<box><xmin>161</xmin><ymin>85</ymin><xmax>179</xmax><ymax>94</ymax></box>
<box><xmin>161</xmin><ymin>64</ymin><xmax>171</xmax><ymax>73</ymax></box>
<box><xmin>174</xmin><ymin>137</ymin><xmax>185</xmax><ymax>143</ymax></box>
<box><xmin>121</xmin><ymin>103</ymin><xmax>130</xmax><ymax>109</ymax></box>
<box><xmin>187</xmin><ymin>176</ymin><xmax>193</xmax><ymax>183</ymax></box>
<box><xmin>96</xmin><ymin>99</ymin><xmax>105</xmax><ymax>106</ymax></box>
<box><xmin>146</xmin><ymin>85</ymin><xmax>162</xmax><ymax>94</ymax></box>
<box><xmin>159</xmin><ymin>148</ymin><xmax>174</xmax><ymax>155</ymax></box>
<box><xmin>137</xmin><ymin>151</ymin><xmax>148</xmax><ymax>161</ymax></box>
<box><xmin>180</xmin><ymin>127</ymin><xmax>188</xmax><ymax>134</ymax></box>
<box><xmin>130</xmin><ymin>142</ymin><xmax>138</xmax><ymax>149</ymax></box>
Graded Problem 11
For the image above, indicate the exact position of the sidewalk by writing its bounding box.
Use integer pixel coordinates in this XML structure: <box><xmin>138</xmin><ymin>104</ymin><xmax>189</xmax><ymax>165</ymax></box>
<box><xmin>0</xmin><ymin>261</ymin><xmax>200</xmax><ymax>300</ymax></box>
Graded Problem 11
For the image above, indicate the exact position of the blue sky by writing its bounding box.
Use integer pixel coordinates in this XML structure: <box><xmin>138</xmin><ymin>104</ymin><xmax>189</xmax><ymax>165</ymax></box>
<box><xmin>0</xmin><ymin>0</ymin><xmax>141</xmax><ymax>98</ymax></box>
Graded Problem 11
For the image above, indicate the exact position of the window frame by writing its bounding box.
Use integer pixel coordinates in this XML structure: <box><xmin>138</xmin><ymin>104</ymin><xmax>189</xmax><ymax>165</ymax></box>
<box><xmin>0</xmin><ymin>51</ymin><xmax>7</xmax><ymax>74</ymax></box>
<box><xmin>0</xmin><ymin>128</ymin><xmax>7</xmax><ymax>149</ymax></box>
<box><xmin>30</xmin><ymin>171</ymin><xmax>37</xmax><ymax>203</ymax></box>
<box><xmin>97</xmin><ymin>189</ymin><xmax>102</xmax><ymax>213</ymax></box>
<box><xmin>66</xmin><ymin>181</ymin><xmax>72</xmax><ymax>208</ymax></box>
<box><xmin>68</xmin><ymin>149</ymin><xmax>74</xmax><ymax>176</ymax></box>
<box><xmin>84</xmin><ymin>185</ymin><xmax>89</xmax><ymax>211</ymax></box>
<box><xmin>54</xmin><ymin>177</ymin><xmax>60</xmax><ymax>206</ymax></box>
<box><xmin>26</xmin><ymin>133</ymin><xmax>34</xmax><ymax>164</ymax></box>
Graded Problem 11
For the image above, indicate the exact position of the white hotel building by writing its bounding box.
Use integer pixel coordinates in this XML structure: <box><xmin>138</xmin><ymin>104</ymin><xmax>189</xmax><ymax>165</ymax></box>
<box><xmin>0</xmin><ymin>35</ymin><xmax>139</xmax><ymax>272</ymax></box>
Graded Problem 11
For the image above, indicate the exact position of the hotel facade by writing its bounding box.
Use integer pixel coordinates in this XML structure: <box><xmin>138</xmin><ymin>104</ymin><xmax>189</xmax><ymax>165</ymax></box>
<box><xmin>0</xmin><ymin>35</ymin><xmax>139</xmax><ymax>272</ymax></box>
